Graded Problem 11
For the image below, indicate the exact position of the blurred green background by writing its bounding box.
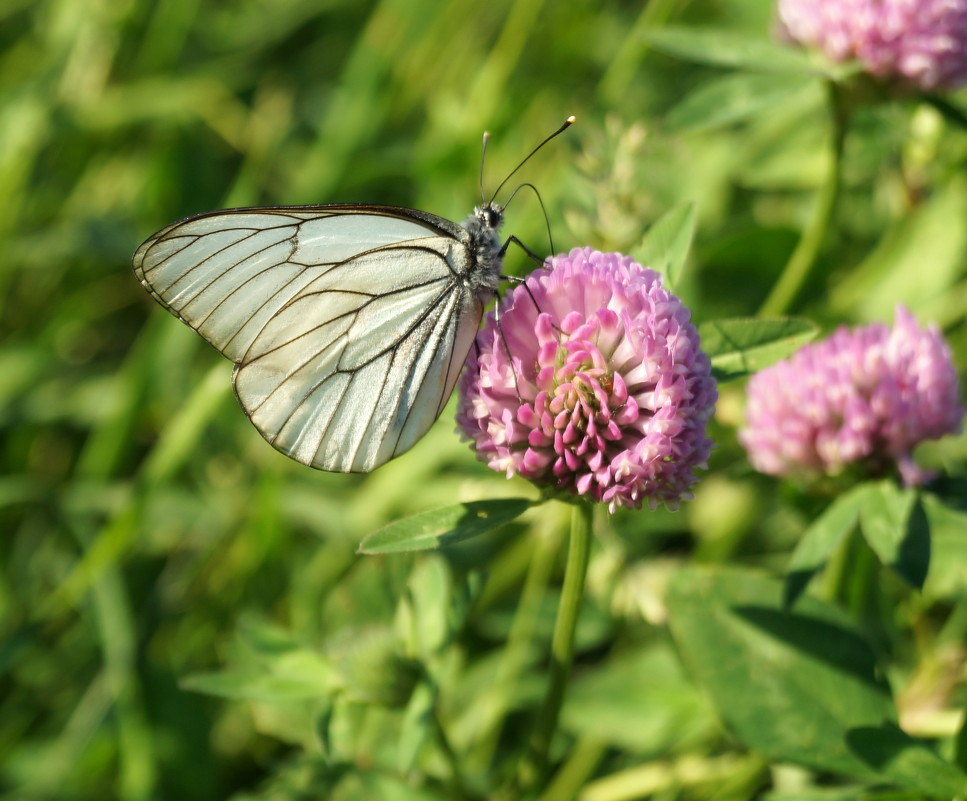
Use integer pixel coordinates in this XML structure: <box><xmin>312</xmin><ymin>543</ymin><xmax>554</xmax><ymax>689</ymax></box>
<box><xmin>3</xmin><ymin>0</ymin><xmax>966</xmax><ymax>799</ymax></box>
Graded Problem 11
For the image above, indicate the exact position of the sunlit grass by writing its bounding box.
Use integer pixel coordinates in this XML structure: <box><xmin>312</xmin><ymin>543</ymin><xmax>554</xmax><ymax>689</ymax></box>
<box><xmin>2</xmin><ymin>0</ymin><xmax>966</xmax><ymax>799</ymax></box>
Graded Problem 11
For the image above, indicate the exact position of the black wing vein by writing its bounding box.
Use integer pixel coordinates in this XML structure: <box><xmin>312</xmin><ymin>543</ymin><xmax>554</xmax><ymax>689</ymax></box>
<box><xmin>254</xmin><ymin>274</ymin><xmax>458</xmax><ymax>439</ymax></box>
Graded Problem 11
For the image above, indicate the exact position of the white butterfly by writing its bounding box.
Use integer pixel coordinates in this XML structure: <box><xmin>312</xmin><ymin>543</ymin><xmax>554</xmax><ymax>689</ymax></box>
<box><xmin>132</xmin><ymin>117</ymin><xmax>573</xmax><ymax>473</ymax></box>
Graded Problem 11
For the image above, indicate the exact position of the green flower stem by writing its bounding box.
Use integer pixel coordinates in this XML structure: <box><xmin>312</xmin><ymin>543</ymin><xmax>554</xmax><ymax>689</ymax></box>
<box><xmin>536</xmin><ymin>737</ymin><xmax>608</xmax><ymax>801</ymax></box>
<box><xmin>759</xmin><ymin>80</ymin><xmax>849</xmax><ymax>317</ymax></box>
<box><xmin>517</xmin><ymin>502</ymin><xmax>593</xmax><ymax>794</ymax></box>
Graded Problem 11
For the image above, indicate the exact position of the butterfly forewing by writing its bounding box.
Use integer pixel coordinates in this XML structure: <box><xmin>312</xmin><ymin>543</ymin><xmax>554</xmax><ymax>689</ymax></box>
<box><xmin>133</xmin><ymin>207</ymin><xmax>454</xmax><ymax>362</ymax></box>
<box><xmin>133</xmin><ymin>205</ymin><xmax>487</xmax><ymax>472</ymax></box>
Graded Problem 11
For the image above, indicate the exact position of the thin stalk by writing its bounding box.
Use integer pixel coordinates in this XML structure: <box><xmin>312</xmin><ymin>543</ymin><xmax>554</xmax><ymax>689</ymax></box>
<box><xmin>537</xmin><ymin>737</ymin><xmax>608</xmax><ymax>801</ymax></box>
<box><xmin>517</xmin><ymin>502</ymin><xmax>593</xmax><ymax>794</ymax></box>
<box><xmin>759</xmin><ymin>80</ymin><xmax>849</xmax><ymax>317</ymax></box>
<box><xmin>469</xmin><ymin>524</ymin><xmax>559</xmax><ymax>774</ymax></box>
<box><xmin>433</xmin><ymin>705</ymin><xmax>471</xmax><ymax>801</ymax></box>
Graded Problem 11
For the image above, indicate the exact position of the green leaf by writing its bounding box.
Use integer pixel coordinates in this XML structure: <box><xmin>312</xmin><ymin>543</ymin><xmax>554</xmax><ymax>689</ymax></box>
<box><xmin>561</xmin><ymin>641</ymin><xmax>716</xmax><ymax>753</ymax></box>
<box><xmin>667</xmin><ymin>566</ymin><xmax>895</xmax><ymax>778</ymax></box>
<box><xmin>830</xmin><ymin>175</ymin><xmax>967</xmax><ymax>320</ymax></box>
<box><xmin>184</xmin><ymin>617</ymin><xmax>335</xmax><ymax>701</ymax></box>
<box><xmin>955</xmin><ymin>707</ymin><xmax>967</xmax><ymax>773</ymax></box>
<box><xmin>785</xmin><ymin>485</ymin><xmax>873</xmax><ymax>607</ymax></box>
<box><xmin>846</xmin><ymin>723</ymin><xmax>967</xmax><ymax>797</ymax></box>
<box><xmin>141</xmin><ymin>362</ymin><xmax>234</xmax><ymax>486</ymax></box>
<box><xmin>348</xmin><ymin>772</ymin><xmax>449</xmax><ymax>801</ymax></box>
<box><xmin>918</xmin><ymin>487</ymin><xmax>967</xmax><ymax>596</ymax></box>
<box><xmin>237</xmin><ymin>615</ymin><xmax>307</xmax><ymax>657</ymax></box>
<box><xmin>400</xmin><ymin>556</ymin><xmax>451</xmax><ymax>657</ymax></box>
<box><xmin>667</xmin><ymin>72</ymin><xmax>816</xmax><ymax>132</ymax></box>
<box><xmin>316</xmin><ymin>701</ymin><xmax>334</xmax><ymax>760</ymax></box>
<box><xmin>859</xmin><ymin>482</ymin><xmax>930</xmax><ymax>590</ymax></box>
<box><xmin>398</xmin><ymin>681</ymin><xmax>435</xmax><ymax>774</ymax></box>
<box><xmin>357</xmin><ymin>498</ymin><xmax>533</xmax><ymax>554</ymax></box>
<box><xmin>698</xmin><ymin>317</ymin><xmax>820</xmax><ymax>382</ymax></box>
<box><xmin>633</xmin><ymin>202</ymin><xmax>696</xmax><ymax>288</ymax></box>
<box><xmin>642</xmin><ymin>28</ymin><xmax>826</xmax><ymax>74</ymax></box>
<box><xmin>925</xmin><ymin>476</ymin><xmax>967</xmax><ymax>514</ymax></box>
<box><xmin>761</xmin><ymin>789</ymin><xmax>872</xmax><ymax>801</ymax></box>
<box><xmin>924</xmin><ymin>94</ymin><xmax>967</xmax><ymax>132</ymax></box>
<box><xmin>181</xmin><ymin>669</ymin><xmax>331</xmax><ymax>702</ymax></box>
<box><xmin>924</xmin><ymin>503</ymin><xmax>967</xmax><ymax>597</ymax></box>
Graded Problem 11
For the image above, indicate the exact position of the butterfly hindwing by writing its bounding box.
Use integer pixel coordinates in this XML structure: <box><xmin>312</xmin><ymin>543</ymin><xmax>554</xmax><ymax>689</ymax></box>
<box><xmin>133</xmin><ymin>205</ymin><xmax>484</xmax><ymax>472</ymax></box>
<box><xmin>234</xmin><ymin>238</ymin><xmax>482</xmax><ymax>472</ymax></box>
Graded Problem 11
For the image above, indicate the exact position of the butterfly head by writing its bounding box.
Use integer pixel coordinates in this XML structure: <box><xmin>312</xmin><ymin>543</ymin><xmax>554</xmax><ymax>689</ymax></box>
<box><xmin>474</xmin><ymin>201</ymin><xmax>504</xmax><ymax>231</ymax></box>
<box><xmin>461</xmin><ymin>201</ymin><xmax>504</xmax><ymax>244</ymax></box>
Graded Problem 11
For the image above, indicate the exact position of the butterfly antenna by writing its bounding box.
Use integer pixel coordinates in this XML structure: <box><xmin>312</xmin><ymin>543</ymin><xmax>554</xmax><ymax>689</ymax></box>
<box><xmin>489</xmin><ymin>115</ymin><xmax>575</xmax><ymax>205</ymax></box>
<box><xmin>479</xmin><ymin>131</ymin><xmax>491</xmax><ymax>203</ymax></box>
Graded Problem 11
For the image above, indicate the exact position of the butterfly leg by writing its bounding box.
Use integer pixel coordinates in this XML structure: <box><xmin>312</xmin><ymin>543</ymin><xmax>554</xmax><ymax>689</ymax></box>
<box><xmin>500</xmin><ymin>265</ymin><xmax>565</xmax><ymax>340</ymax></box>
<box><xmin>499</xmin><ymin>234</ymin><xmax>545</xmax><ymax>266</ymax></box>
<box><xmin>499</xmin><ymin>234</ymin><xmax>549</xmax><ymax>317</ymax></box>
<box><xmin>492</xmin><ymin>298</ymin><xmax>525</xmax><ymax>404</ymax></box>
